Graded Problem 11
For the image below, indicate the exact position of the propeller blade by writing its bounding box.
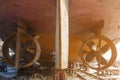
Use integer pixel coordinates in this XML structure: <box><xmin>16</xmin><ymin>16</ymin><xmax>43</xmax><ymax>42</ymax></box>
<box><xmin>82</xmin><ymin>50</ymin><xmax>90</xmax><ymax>53</ymax></box>
<box><xmin>101</xmin><ymin>44</ymin><xmax>109</xmax><ymax>53</ymax></box>
<box><xmin>27</xmin><ymin>47</ymin><xmax>36</xmax><ymax>53</ymax></box>
<box><xmin>23</xmin><ymin>40</ymin><xmax>33</xmax><ymax>49</ymax></box>
<box><xmin>86</xmin><ymin>52</ymin><xmax>96</xmax><ymax>62</ymax></box>
<box><xmin>96</xmin><ymin>55</ymin><xmax>107</xmax><ymax>65</ymax></box>
<box><xmin>87</xmin><ymin>41</ymin><xmax>95</xmax><ymax>51</ymax></box>
<box><xmin>22</xmin><ymin>40</ymin><xmax>36</xmax><ymax>54</ymax></box>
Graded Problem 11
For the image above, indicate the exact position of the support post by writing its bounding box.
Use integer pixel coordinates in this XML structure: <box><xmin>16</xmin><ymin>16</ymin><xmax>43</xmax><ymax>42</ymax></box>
<box><xmin>15</xmin><ymin>18</ymin><xmax>28</xmax><ymax>68</ymax></box>
<box><xmin>55</xmin><ymin>0</ymin><xmax>69</xmax><ymax>69</ymax></box>
<box><xmin>15</xmin><ymin>27</ymin><xmax>22</xmax><ymax>68</ymax></box>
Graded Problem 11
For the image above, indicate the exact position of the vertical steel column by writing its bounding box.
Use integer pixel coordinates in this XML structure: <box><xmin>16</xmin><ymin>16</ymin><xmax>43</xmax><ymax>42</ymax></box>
<box><xmin>55</xmin><ymin>0</ymin><xmax>69</xmax><ymax>69</ymax></box>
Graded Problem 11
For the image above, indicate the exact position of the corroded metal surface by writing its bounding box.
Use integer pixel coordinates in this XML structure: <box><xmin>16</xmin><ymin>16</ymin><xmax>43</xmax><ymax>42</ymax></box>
<box><xmin>0</xmin><ymin>0</ymin><xmax>120</xmax><ymax>64</ymax></box>
<box><xmin>2</xmin><ymin>32</ymin><xmax>41</xmax><ymax>68</ymax></box>
<box><xmin>0</xmin><ymin>0</ymin><xmax>120</xmax><ymax>39</ymax></box>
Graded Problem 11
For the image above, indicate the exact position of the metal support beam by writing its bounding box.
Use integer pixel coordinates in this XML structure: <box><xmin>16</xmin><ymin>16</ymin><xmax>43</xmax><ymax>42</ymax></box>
<box><xmin>55</xmin><ymin>0</ymin><xmax>69</xmax><ymax>69</ymax></box>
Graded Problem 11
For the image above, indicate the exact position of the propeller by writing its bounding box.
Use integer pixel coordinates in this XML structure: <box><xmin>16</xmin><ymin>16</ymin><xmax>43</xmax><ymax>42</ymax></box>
<box><xmin>84</xmin><ymin>41</ymin><xmax>109</xmax><ymax>65</ymax></box>
<box><xmin>80</xmin><ymin>35</ymin><xmax>117</xmax><ymax>70</ymax></box>
<box><xmin>10</xmin><ymin>40</ymin><xmax>36</xmax><ymax>66</ymax></box>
